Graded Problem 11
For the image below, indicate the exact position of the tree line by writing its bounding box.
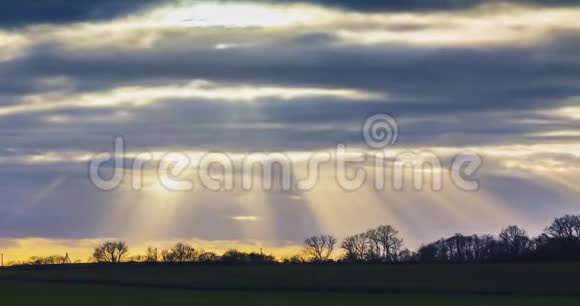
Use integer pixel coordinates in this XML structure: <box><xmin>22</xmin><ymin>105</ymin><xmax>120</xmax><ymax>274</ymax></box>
<box><xmin>88</xmin><ymin>242</ymin><xmax>275</xmax><ymax>264</ymax></box>
<box><xmin>416</xmin><ymin>215</ymin><xmax>580</xmax><ymax>263</ymax></box>
<box><xmin>18</xmin><ymin>214</ymin><xmax>580</xmax><ymax>266</ymax></box>
<box><xmin>339</xmin><ymin>214</ymin><xmax>580</xmax><ymax>263</ymax></box>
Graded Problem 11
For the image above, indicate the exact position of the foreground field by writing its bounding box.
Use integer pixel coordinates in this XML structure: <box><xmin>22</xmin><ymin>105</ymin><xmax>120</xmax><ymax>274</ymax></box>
<box><xmin>1</xmin><ymin>281</ymin><xmax>579</xmax><ymax>306</ymax></box>
<box><xmin>1</xmin><ymin>263</ymin><xmax>580</xmax><ymax>305</ymax></box>
<box><xmin>2</xmin><ymin>262</ymin><xmax>580</xmax><ymax>294</ymax></box>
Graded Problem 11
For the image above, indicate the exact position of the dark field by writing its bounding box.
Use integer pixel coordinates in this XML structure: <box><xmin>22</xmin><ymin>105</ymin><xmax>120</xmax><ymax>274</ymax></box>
<box><xmin>1</xmin><ymin>263</ymin><xmax>579</xmax><ymax>305</ymax></box>
<box><xmin>2</xmin><ymin>281</ymin><xmax>579</xmax><ymax>306</ymax></box>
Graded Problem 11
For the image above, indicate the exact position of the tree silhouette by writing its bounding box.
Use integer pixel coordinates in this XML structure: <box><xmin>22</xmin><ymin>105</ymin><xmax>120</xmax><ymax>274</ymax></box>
<box><xmin>499</xmin><ymin>225</ymin><xmax>530</xmax><ymax>259</ymax></box>
<box><xmin>535</xmin><ymin>215</ymin><xmax>580</xmax><ymax>260</ymax></box>
<box><xmin>92</xmin><ymin>241</ymin><xmax>128</xmax><ymax>263</ymax></box>
<box><xmin>197</xmin><ymin>251</ymin><xmax>219</xmax><ymax>263</ymax></box>
<box><xmin>418</xmin><ymin>234</ymin><xmax>499</xmax><ymax>263</ymax></box>
<box><xmin>369</xmin><ymin>225</ymin><xmax>404</xmax><ymax>262</ymax></box>
<box><xmin>28</xmin><ymin>255</ymin><xmax>69</xmax><ymax>265</ymax></box>
<box><xmin>219</xmin><ymin>249</ymin><xmax>275</xmax><ymax>263</ymax></box>
<box><xmin>545</xmin><ymin>215</ymin><xmax>580</xmax><ymax>240</ymax></box>
<box><xmin>162</xmin><ymin>242</ymin><xmax>197</xmax><ymax>262</ymax></box>
<box><xmin>145</xmin><ymin>247</ymin><xmax>158</xmax><ymax>262</ymax></box>
<box><xmin>303</xmin><ymin>235</ymin><xmax>336</xmax><ymax>262</ymax></box>
<box><xmin>341</xmin><ymin>233</ymin><xmax>369</xmax><ymax>262</ymax></box>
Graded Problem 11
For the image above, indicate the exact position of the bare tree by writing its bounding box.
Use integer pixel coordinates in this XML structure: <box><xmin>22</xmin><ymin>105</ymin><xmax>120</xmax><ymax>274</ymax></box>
<box><xmin>197</xmin><ymin>251</ymin><xmax>219</xmax><ymax>263</ymax></box>
<box><xmin>545</xmin><ymin>215</ymin><xmax>580</xmax><ymax>240</ymax></box>
<box><xmin>365</xmin><ymin>229</ymin><xmax>381</xmax><ymax>260</ymax></box>
<box><xmin>369</xmin><ymin>225</ymin><xmax>404</xmax><ymax>262</ymax></box>
<box><xmin>162</xmin><ymin>242</ymin><xmax>197</xmax><ymax>262</ymax></box>
<box><xmin>92</xmin><ymin>241</ymin><xmax>128</xmax><ymax>263</ymax></box>
<box><xmin>303</xmin><ymin>235</ymin><xmax>336</xmax><ymax>262</ymax></box>
<box><xmin>283</xmin><ymin>254</ymin><xmax>306</xmax><ymax>264</ymax></box>
<box><xmin>499</xmin><ymin>225</ymin><xmax>530</xmax><ymax>257</ymax></box>
<box><xmin>28</xmin><ymin>255</ymin><xmax>68</xmax><ymax>265</ymax></box>
<box><xmin>341</xmin><ymin>233</ymin><xmax>369</xmax><ymax>262</ymax></box>
<box><xmin>473</xmin><ymin>234</ymin><xmax>497</xmax><ymax>262</ymax></box>
<box><xmin>146</xmin><ymin>247</ymin><xmax>158</xmax><ymax>262</ymax></box>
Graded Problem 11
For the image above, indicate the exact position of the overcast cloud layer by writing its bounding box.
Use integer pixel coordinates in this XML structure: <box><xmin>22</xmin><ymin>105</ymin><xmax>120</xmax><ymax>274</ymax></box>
<box><xmin>1</xmin><ymin>0</ymin><xmax>580</xmax><ymax>261</ymax></box>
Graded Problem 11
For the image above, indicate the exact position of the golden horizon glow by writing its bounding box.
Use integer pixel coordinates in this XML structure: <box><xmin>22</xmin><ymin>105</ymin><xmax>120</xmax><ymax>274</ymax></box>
<box><xmin>0</xmin><ymin>238</ymin><xmax>304</xmax><ymax>266</ymax></box>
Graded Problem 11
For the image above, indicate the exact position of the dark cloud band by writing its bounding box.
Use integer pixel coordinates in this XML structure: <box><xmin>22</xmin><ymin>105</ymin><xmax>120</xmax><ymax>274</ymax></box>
<box><xmin>275</xmin><ymin>0</ymin><xmax>580</xmax><ymax>11</ymax></box>
<box><xmin>0</xmin><ymin>0</ymin><xmax>160</xmax><ymax>27</ymax></box>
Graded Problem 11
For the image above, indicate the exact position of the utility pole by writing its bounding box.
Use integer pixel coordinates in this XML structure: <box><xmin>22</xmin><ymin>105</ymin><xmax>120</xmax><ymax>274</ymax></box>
<box><xmin>1</xmin><ymin>253</ymin><xmax>4</xmax><ymax>267</ymax></box>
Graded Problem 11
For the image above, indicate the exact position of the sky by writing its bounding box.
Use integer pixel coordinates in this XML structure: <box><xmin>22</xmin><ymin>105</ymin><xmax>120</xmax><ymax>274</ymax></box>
<box><xmin>1</xmin><ymin>0</ymin><xmax>580</xmax><ymax>263</ymax></box>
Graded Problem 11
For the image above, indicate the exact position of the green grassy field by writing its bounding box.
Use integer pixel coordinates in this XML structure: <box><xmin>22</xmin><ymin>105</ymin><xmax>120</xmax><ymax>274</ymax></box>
<box><xmin>1</xmin><ymin>263</ymin><xmax>579</xmax><ymax>305</ymax></box>
<box><xmin>1</xmin><ymin>281</ymin><xmax>579</xmax><ymax>306</ymax></box>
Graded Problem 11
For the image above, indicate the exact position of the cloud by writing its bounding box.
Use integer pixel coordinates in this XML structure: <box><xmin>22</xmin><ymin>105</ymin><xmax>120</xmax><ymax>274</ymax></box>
<box><xmin>0</xmin><ymin>0</ymin><xmax>160</xmax><ymax>27</ymax></box>
<box><xmin>273</xmin><ymin>0</ymin><xmax>580</xmax><ymax>12</ymax></box>
<box><xmin>0</xmin><ymin>80</ymin><xmax>381</xmax><ymax>117</ymax></box>
<box><xmin>3</xmin><ymin>0</ymin><xmax>580</xmax><ymax>29</ymax></box>
<box><xmin>1</xmin><ymin>0</ymin><xmax>580</xmax><ymax>251</ymax></box>
<box><xmin>4</xmin><ymin>37</ymin><xmax>579</xmax><ymax>113</ymax></box>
